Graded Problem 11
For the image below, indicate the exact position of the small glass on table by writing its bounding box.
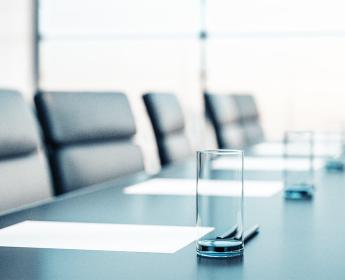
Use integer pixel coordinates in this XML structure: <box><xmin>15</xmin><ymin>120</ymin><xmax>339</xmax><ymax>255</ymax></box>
<box><xmin>283</xmin><ymin>131</ymin><xmax>315</xmax><ymax>200</ymax></box>
<box><xmin>325</xmin><ymin>124</ymin><xmax>345</xmax><ymax>172</ymax></box>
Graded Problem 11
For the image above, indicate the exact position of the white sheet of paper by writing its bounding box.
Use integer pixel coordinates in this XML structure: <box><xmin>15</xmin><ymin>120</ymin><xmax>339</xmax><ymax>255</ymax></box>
<box><xmin>124</xmin><ymin>178</ymin><xmax>283</xmax><ymax>197</ymax></box>
<box><xmin>213</xmin><ymin>157</ymin><xmax>324</xmax><ymax>171</ymax></box>
<box><xmin>252</xmin><ymin>142</ymin><xmax>340</xmax><ymax>157</ymax></box>
<box><xmin>0</xmin><ymin>221</ymin><xmax>213</xmax><ymax>254</ymax></box>
<box><xmin>313</xmin><ymin>133</ymin><xmax>342</xmax><ymax>142</ymax></box>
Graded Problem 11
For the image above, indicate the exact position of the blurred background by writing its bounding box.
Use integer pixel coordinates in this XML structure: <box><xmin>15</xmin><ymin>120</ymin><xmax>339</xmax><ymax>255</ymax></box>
<box><xmin>2</xmin><ymin>0</ymin><xmax>345</xmax><ymax>172</ymax></box>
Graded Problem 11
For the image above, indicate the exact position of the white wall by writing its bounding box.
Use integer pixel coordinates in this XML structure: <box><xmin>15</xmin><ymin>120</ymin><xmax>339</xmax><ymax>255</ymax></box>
<box><xmin>207</xmin><ymin>36</ymin><xmax>345</xmax><ymax>139</ymax></box>
<box><xmin>0</xmin><ymin>0</ymin><xmax>34</xmax><ymax>98</ymax></box>
<box><xmin>207</xmin><ymin>0</ymin><xmax>345</xmax><ymax>139</ymax></box>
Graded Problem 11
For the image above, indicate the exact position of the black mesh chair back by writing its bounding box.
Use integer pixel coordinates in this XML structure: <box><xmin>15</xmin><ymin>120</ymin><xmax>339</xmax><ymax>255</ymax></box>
<box><xmin>232</xmin><ymin>94</ymin><xmax>264</xmax><ymax>145</ymax></box>
<box><xmin>35</xmin><ymin>91</ymin><xmax>144</xmax><ymax>194</ymax></box>
<box><xmin>143</xmin><ymin>93</ymin><xmax>192</xmax><ymax>165</ymax></box>
<box><xmin>204</xmin><ymin>93</ymin><xmax>247</xmax><ymax>149</ymax></box>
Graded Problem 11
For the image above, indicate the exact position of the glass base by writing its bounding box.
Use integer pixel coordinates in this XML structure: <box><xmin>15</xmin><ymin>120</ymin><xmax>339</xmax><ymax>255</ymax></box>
<box><xmin>197</xmin><ymin>239</ymin><xmax>244</xmax><ymax>258</ymax></box>
<box><xmin>325</xmin><ymin>159</ymin><xmax>345</xmax><ymax>172</ymax></box>
<box><xmin>284</xmin><ymin>184</ymin><xmax>314</xmax><ymax>200</ymax></box>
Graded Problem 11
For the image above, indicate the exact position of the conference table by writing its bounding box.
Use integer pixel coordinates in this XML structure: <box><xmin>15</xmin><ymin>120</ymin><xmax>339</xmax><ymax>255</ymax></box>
<box><xmin>1</xmin><ymin>151</ymin><xmax>345</xmax><ymax>279</ymax></box>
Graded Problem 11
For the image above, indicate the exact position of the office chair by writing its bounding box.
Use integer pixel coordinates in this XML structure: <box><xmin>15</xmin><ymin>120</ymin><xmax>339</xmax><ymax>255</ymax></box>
<box><xmin>35</xmin><ymin>91</ymin><xmax>144</xmax><ymax>194</ymax></box>
<box><xmin>204</xmin><ymin>92</ymin><xmax>247</xmax><ymax>149</ymax></box>
<box><xmin>0</xmin><ymin>89</ymin><xmax>52</xmax><ymax>213</ymax></box>
<box><xmin>143</xmin><ymin>93</ymin><xmax>193</xmax><ymax>165</ymax></box>
<box><xmin>232</xmin><ymin>94</ymin><xmax>264</xmax><ymax>145</ymax></box>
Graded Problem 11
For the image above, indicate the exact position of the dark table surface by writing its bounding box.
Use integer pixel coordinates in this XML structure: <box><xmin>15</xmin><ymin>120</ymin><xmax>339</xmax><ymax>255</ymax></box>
<box><xmin>1</xmin><ymin>159</ymin><xmax>345</xmax><ymax>279</ymax></box>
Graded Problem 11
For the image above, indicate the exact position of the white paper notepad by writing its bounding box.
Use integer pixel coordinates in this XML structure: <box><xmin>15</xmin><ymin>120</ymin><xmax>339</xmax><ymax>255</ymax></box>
<box><xmin>124</xmin><ymin>178</ymin><xmax>283</xmax><ymax>197</ymax></box>
<box><xmin>0</xmin><ymin>221</ymin><xmax>213</xmax><ymax>253</ymax></box>
<box><xmin>252</xmin><ymin>142</ymin><xmax>340</xmax><ymax>157</ymax></box>
<box><xmin>213</xmin><ymin>157</ymin><xmax>324</xmax><ymax>171</ymax></box>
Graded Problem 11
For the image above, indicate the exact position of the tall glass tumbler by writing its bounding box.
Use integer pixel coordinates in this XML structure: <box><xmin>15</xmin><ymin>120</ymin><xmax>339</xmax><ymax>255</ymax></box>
<box><xmin>196</xmin><ymin>150</ymin><xmax>244</xmax><ymax>258</ymax></box>
<box><xmin>283</xmin><ymin>131</ymin><xmax>315</xmax><ymax>199</ymax></box>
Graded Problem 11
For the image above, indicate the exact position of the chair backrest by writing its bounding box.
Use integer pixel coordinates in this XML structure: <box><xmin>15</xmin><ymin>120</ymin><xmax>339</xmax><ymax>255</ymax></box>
<box><xmin>35</xmin><ymin>91</ymin><xmax>144</xmax><ymax>194</ymax></box>
<box><xmin>204</xmin><ymin>93</ymin><xmax>247</xmax><ymax>149</ymax></box>
<box><xmin>0</xmin><ymin>89</ymin><xmax>52</xmax><ymax>213</ymax></box>
<box><xmin>143</xmin><ymin>93</ymin><xmax>192</xmax><ymax>165</ymax></box>
<box><xmin>232</xmin><ymin>94</ymin><xmax>264</xmax><ymax>145</ymax></box>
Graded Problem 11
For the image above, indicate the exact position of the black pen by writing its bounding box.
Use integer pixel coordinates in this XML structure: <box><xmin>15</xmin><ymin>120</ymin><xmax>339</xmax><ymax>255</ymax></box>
<box><xmin>216</xmin><ymin>224</ymin><xmax>238</xmax><ymax>239</ymax></box>
<box><xmin>243</xmin><ymin>224</ymin><xmax>260</xmax><ymax>243</ymax></box>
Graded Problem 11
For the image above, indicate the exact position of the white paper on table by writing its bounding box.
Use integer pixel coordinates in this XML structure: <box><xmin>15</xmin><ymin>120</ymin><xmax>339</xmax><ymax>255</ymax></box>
<box><xmin>0</xmin><ymin>221</ymin><xmax>214</xmax><ymax>254</ymax></box>
<box><xmin>213</xmin><ymin>157</ymin><xmax>324</xmax><ymax>171</ymax></box>
<box><xmin>124</xmin><ymin>178</ymin><xmax>283</xmax><ymax>197</ymax></box>
<box><xmin>313</xmin><ymin>133</ymin><xmax>342</xmax><ymax>142</ymax></box>
<box><xmin>252</xmin><ymin>142</ymin><xmax>340</xmax><ymax>157</ymax></box>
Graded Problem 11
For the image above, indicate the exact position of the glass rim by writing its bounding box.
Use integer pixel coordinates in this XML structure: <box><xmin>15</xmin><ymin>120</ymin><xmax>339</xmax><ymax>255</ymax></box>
<box><xmin>196</xmin><ymin>149</ymin><xmax>243</xmax><ymax>155</ymax></box>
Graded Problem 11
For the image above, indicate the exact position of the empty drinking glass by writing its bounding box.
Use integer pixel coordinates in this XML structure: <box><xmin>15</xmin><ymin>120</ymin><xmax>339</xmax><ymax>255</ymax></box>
<box><xmin>196</xmin><ymin>150</ymin><xmax>244</xmax><ymax>258</ymax></box>
<box><xmin>283</xmin><ymin>131</ymin><xmax>315</xmax><ymax>199</ymax></box>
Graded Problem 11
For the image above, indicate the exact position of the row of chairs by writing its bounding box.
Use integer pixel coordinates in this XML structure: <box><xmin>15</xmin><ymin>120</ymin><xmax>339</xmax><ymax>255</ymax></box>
<box><xmin>0</xmin><ymin>90</ymin><xmax>263</xmax><ymax>213</ymax></box>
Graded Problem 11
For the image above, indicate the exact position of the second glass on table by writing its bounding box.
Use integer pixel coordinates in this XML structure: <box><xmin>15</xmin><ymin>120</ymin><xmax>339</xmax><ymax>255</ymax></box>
<box><xmin>324</xmin><ymin>123</ymin><xmax>345</xmax><ymax>172</ymax></box>
<box><xmin>283</xmin><ymin>131</ymin><xmax>315</xmax><ymax>199</ymax></box>
<box><xmin>196</xmin><ymin>149</ymin><xmax>244</xmax><ymax>258</ymax></box>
